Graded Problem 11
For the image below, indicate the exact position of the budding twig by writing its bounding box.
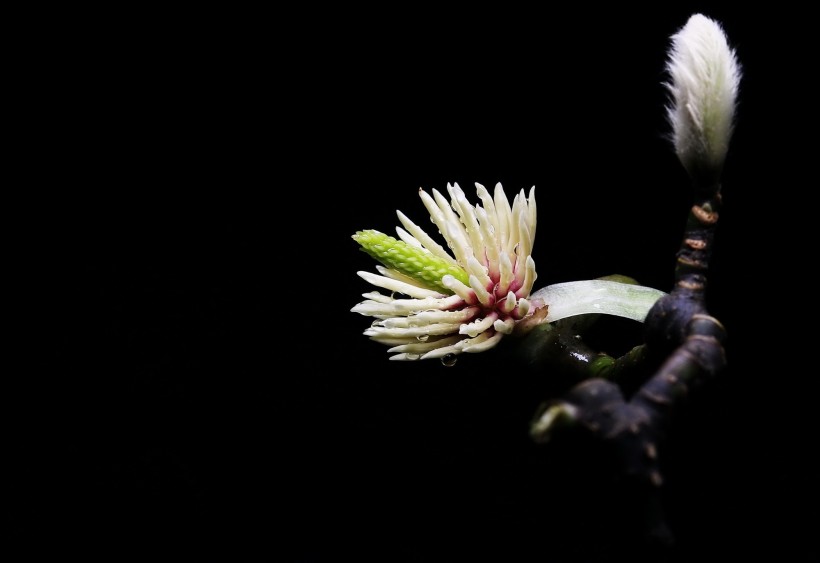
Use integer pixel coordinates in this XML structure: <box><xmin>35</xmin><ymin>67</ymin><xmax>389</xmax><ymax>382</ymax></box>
<box><xmin>529</xmin><ymin>13</ymin><xmax>738</xmax><ymax>548</ymax></box>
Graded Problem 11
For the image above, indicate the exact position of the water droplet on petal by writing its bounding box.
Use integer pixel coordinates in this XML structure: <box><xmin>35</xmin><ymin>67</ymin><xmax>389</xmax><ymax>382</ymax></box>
<box><xmin>441</xmin><ymin>353</ymin><xmax>458</xmax><ymax>367</ymax></box>
<box><xmin>371</xmin><ymin>320</ymin><xmax>382</xmax><ymax>327</ymax></box>
<box><xmin>417</xmin><ymin>334</ymin><xmax>430</xmax><ymax>342</ymax></box>
<box><xmin>406</xmin><ymin>353</ymin><xmax>421</xmax><ymax>360</ymax></box>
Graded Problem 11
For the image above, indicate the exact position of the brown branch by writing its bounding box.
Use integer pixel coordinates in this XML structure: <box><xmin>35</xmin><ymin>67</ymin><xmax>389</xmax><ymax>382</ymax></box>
<box><xmin>531</xmin><ymin>187</ymin><xmax>728</xmax><ymax>547</ymax></box>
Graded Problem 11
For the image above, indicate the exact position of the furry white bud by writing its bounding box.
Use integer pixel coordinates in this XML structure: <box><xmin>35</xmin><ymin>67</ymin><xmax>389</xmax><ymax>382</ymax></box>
<box><xmin>665</xmin><ymin>14</ymin><xmax>741</xmax><ymax>180</ymax></box>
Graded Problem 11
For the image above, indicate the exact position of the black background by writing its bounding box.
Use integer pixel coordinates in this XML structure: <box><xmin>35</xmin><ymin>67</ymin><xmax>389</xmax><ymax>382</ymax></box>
<box><xmin>15</xmin><ymin>5</ymin><xmax>818</xmax><ymax>562</ymax></box>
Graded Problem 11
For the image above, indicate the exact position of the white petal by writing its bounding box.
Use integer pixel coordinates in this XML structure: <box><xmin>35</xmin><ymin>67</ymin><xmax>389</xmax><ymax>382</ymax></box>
<box><xmin>515</xmin><ymin>298</ymin><xmax>531</xmax><ymax>319</ymax></box>
<box><xmin>381</xmin><ymin>307</ymin><xmax>478</xmax><ymax>328</ymax></box>
<box><xmin>516</xmin><ymin>208</ymin><xmax>532</xmax><ymax>261</ymax></box>
<box><xmin>433</xmin><ymin>187</ymin><xmax>473</xmax><ymax>267</ymax></box>
<box><xmin>449</xmin><ymin>183</ymin><xmax>484</xmax><ymax>262</ymax></box>
<box><xmin>361</xmin><ymin>291</ymin><xmax>393</xmax><ymax>304</ymax></box>
<box><xmin>462</xmin><ymin>331</ymin><xmax>503</xmax><ymax>353</ymax></box>
<box><xmin>396</xmin><ymin>210</ymin><xmax>457</xmax><ymax>265</ymax></box>
<box><xmin>387</xmin><ymin>335</ymin><xmax>464</xmax><ymax>354</ymax></box>
<box><xmin>444</xmin><ymin>221</ymin><xmax>473</xmax><ymax>268</ymax></box>
<box><xmin>420</xmin><ymin>330</ymin><xmax>502</xmax><ymax>359</ymax></box>
<box><xmin>366</xmin><ymin>335</ymin><xmax>417</xmax><ymax>346</ymax></box>
<box><xmin>442</xmin><ymin>275</ymin><xmax>477</xmax><ymax>305</ymax></box>
<box><xmin>508</xmin><ymin>190</ymin><xmax>527</xmax><ymax>255</ymax></box>
<box><xmin>419</xmin><ymin>344</ymin><xmax>462</xmax><ymax>360</ymax></box>
<box><xmin>405</xmin><ymin>307</ymin><xmax>480</xmax><ymax>326</ymax></box>
<box><xmin>516</xmin><ymin>255</ymin><xmax>537</xmax><ymax>298</ymax></box>
<box><xmin>475</xmin><ymin>183</ymin><xmax>500</xmax><ymax>239</ymax></box>
<box><xmin>500</xmin><ymin>291</ymin><xmax>517</xmax><ymax>313</ymax></box>
<box><xmin>351</xmin><ymin>301</ymin><xmax>398</xmax><ymax>316</ymax></box>
<box><xmin>352</xmin><ymin>294</ymin><xmax>464</xmax><ymax>317</ymax></box>
<box><xmin>416</xmin><ymin>190</ymin><xmax>458</xmax><ymax>260</ymax></box>
<box><xmin>357</xmin><ymin>271</ymin><xmax>443</xmax><ymax>299</ymax></box>
<box><xmin>476</xmin><ymin>206</ymin><xmax>500</xmax><ymax>279</ymax></box>
<box><xmin>493</xmin><ymin>317</ymin><xmax>516</xmax><ymax>334</ymax></box>
<box><xmin>469</xmin><ymin>274</ymin><xmax>492</xmax><ymax>307</ymax></box>
<box><xmin>527</xmin><ymin>186</ymin><xmax>537</xmax><ymax>241</ymax></box>
<box><xmin>365</xmin><ymin>323</ymin><xmax>463</xmax><ymax>338</ymax></box>
<box><xmin>395</xmin><ymin>226</ymin><xmax>426</xmax><ymax>250</ymax></box>
<box><xmin>493</xmin><ymin>183</ymin><xmax>512</xmax><ymax>251</ymax></box>
<box><xmin>498</xmin><ymin>252</ymin><xmax>514</xmax><ymax>296</ymax></box>
<box><xmin>459</xmin><ymin>312</ymin><xmax>497</xmax><ymax>337</ymax></box>
<box><xmin>375</xmin><ymin>266</ymin><xmax>438</xmax><ymax>292</ymax></box>
<box><xmin>389</xmin><ymin>353</ymin><xmax>423</xmax><ymax>361</ymax></box>
<box><xmin>466</xmin><ymin>256</ymin><xmax>492</xmax><ymax>288</ymax></box>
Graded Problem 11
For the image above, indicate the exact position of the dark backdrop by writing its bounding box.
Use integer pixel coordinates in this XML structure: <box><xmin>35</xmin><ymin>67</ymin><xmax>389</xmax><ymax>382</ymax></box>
<box><xmin>15</xmin><ymin>5</ymin><xmax>817</xmax><ymax>562</ymax></box>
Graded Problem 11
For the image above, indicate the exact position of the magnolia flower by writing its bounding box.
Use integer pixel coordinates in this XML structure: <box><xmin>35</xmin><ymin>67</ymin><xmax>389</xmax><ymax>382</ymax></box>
<box><xmin>351</xmin><ymin>182</ymin><xmax>540</xmax><ymax>361</ymax></box>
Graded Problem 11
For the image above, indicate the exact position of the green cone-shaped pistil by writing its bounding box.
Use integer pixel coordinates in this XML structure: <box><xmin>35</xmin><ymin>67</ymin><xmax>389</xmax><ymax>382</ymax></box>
<box><xmin>353</xmin><ymin>230</ymin><xmax>470</xmax><ymax>293</ymax></box>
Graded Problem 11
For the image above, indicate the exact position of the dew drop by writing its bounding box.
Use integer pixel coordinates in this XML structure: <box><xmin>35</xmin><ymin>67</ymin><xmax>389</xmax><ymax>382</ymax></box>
<box><xmin>371</xmin><ymin>320</ymin><xmax>382</xmax><ymax>327</ymax></box>
<box><xmin>406</xmin><ymin>353</ymin><xmax>421</xmax><ymax>360</ymax></box>
<box><xmin>441</xmin><ymin>353</ymin><xmax>458</xmax><ymax>367</ymax></box>
<box><xmin>417</xmin><ymin>334</ymin><xmax>430</xmax><ymax>342</ymax></box>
